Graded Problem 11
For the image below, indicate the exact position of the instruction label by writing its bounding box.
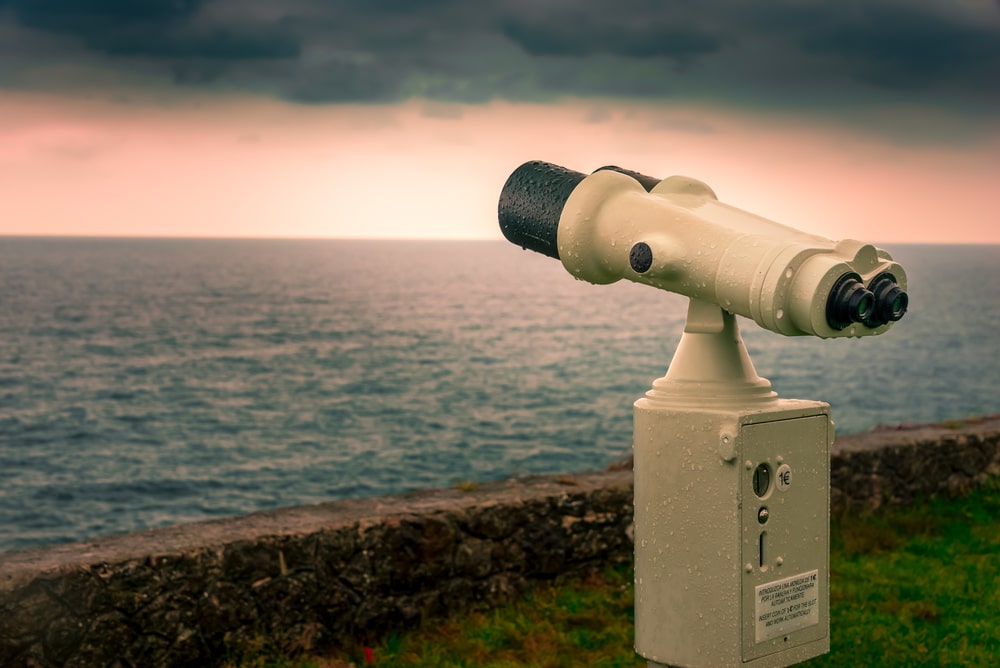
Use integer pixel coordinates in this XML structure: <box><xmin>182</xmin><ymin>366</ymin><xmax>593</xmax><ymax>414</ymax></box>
<box><xmin>754</xmin><ymin>570</ymin><xmax>819</xmax><ymax>643</ymax></box>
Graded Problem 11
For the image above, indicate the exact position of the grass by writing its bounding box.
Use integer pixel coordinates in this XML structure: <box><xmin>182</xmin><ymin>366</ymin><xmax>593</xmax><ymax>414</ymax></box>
<box><xmin>813</xmin><ymin>477</ymin><xmax>1000</xmax><ymax>667</ymax></box>
<box><xmin>237</xmin><ymin>478</ymin><xmax>1000</xmax><ymax>667</ymax></box>
<box><xmin>371</xmin><ymin>567</ymin><xmax>639</xmax><ymax>668</ymax></box>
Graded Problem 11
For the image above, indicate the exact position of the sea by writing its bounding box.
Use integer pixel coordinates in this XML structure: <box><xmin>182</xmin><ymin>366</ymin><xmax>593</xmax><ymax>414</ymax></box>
<box><xmin>1</xmin><ymin>239</ymin><xmax>997</xmax><ymax>553</ymax></box>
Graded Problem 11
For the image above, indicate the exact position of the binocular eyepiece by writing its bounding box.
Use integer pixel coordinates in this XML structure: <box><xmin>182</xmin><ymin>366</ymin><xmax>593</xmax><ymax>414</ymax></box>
<box><xmin>499</xmin><ymin>160</ymin><xmax>908</xmax><ymax>338</ymax></box>
<box><xmin>826</xmin><ymin>272</ymin><xmax>908</xmax><ymax>330</ymax></box>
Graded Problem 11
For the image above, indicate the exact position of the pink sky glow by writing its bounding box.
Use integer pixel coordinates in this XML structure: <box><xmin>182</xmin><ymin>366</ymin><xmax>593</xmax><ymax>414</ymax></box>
<box><xmin>2</xmin><ymin>91</ymin><xmax>998</xmax><ymax>244</ymax></box>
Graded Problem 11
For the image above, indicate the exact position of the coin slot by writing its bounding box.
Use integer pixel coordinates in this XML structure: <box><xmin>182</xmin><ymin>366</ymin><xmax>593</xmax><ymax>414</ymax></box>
<box><xmin>752</xmin><ymin>463</ymin><xmax>771</xmax><ymax>498</ymax></box>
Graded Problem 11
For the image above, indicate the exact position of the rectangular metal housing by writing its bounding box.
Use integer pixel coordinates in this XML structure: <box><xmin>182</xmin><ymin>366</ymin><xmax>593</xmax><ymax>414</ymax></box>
<box><xmin>633</xmin><ymin>399</ymin><xmax>831</xmax><ymax>667</ymax></box>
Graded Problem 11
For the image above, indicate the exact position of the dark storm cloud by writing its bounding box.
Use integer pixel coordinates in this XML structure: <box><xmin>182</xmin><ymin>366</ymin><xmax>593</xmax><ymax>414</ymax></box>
<box><xmin>756</xmin><ymin>2</ymin><xmax>1000</xmax><ymax>91</ymax></box>
<box><xmin>3</xmin><ymin>0</ymin><xmax>299</xmax><ymax>60</ymax></box>
<box><xmin>499</xmin><ymin>14</ymin><xmax>721</xmax><ymax>61</ymax></box>
<box><xmin>2</xmin><ymin>0</ymin><xmax>998</xmax><ymax>118</ymax></box>
<box><xmin>6</xmin><ymin>0</ymin><xmax>203</xmax><ymax>24</ymax></box>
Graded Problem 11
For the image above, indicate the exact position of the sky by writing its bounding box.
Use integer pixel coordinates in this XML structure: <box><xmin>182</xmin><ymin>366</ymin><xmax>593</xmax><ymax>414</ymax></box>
<box><xmin>1</xmin><ymin>0</ymin><xmax>998</xmax><ymax>243</ymax></box>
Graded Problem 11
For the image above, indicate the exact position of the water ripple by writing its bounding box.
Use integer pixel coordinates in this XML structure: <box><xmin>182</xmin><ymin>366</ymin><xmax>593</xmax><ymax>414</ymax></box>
<box><xmin>0</xmin><ymin>239</ymin><xmax>996</xmax><ymax>552</ymax></box>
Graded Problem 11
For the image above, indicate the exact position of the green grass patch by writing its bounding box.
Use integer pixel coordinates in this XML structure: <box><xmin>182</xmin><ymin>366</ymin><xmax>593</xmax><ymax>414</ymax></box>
<box><xmin>244</xmin><ymin>478</ymin><xmax>1000</xmax><ymax>667</ymax></box>
<box><xmin>814</xmin><ymin>477</ymin><xmax>1000</xmax><ymax>667</ymax></box>
<box><xmin>371</xmin><ymin>566</ymin><xmax>641</xmax><ymax>668</ymax></box>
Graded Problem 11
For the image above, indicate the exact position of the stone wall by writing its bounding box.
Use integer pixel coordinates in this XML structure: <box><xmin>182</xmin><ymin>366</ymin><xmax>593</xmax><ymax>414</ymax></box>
<box><xmin>829</xmin><ymin>416</ymin><xmax>1000</xmax><ymax>513</ymax></box>
<box><xmin>1</xmin><ymin>416</ymin><xmax>998</xmax><ymax>667</ymax></box>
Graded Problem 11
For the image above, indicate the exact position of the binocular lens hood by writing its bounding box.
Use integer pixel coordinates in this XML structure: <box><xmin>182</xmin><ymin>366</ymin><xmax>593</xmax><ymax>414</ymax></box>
<box><xmin>498</xmin><ymin>161</ymin><xmax>586</xmax><ymax>259</ymax></box>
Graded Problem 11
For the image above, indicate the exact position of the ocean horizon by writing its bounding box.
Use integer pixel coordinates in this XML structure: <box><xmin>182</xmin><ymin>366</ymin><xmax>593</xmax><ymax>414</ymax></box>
<box><xmin>1</xmin><ymin>238</ymin><xmax>997</xmax><ymax>552</ymax></box>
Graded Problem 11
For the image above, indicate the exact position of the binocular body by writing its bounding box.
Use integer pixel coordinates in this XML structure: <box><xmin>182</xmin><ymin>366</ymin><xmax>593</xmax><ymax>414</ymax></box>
<box><xmin>499</xmin><ymin>161</ymin><xmax>907</xmax><ymax>338</ymax></box>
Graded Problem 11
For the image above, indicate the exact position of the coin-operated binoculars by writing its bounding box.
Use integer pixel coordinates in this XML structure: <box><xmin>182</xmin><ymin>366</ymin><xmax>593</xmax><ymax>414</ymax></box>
<box><xmin>498</xmin><ymin>161</ymin><xmax>908</xmax><ymax>668</ymax></box>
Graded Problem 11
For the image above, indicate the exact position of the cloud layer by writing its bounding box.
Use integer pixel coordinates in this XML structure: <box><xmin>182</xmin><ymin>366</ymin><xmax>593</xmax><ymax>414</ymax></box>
<box><xmin>2</xmin><ymin>0</ymin><xmax>999</xmax><ymax>117</ymax></box>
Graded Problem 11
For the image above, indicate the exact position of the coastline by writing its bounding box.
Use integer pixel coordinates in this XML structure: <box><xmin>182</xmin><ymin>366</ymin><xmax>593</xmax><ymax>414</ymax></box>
<box><xmin>2</xmin><ymin>415</ymin><xmax>998</xmax><ymax>667</ymax></box>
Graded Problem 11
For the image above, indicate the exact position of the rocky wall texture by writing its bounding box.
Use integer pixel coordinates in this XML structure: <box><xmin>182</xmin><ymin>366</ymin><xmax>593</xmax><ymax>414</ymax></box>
<box><xmin>1</xmin><ymin>416</ymin><xmax>998</xmax><ymax>667</ymax></box>
<box><xmin>829</xmin><ymin>416</ymin><xmax>1000</xmax><ymax>513</ymax></box>
<box><xmin>0</xmin><ymin>471</ymin><xmax>634</xmax><ymax>667</ymax></box>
